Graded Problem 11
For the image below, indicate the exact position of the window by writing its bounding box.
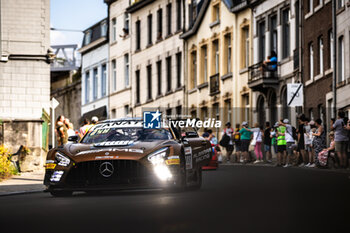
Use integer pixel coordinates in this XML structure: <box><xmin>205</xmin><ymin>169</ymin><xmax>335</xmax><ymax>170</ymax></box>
<box><xmin>338</xmin><ymin>36</ymin><xmax>344</xmax><ymax>82</ymax></box>
<box><xmin>101</xmin><ymin>21</ymin><xmax>107</xmax><ymax>37</ymax></box>
<box><xmin>101</xmin><ymin>64</ymin><xmax>107</xmax><ymax>97</ymax></box>
<box><xmin>157</xmin><ymin>61</ymin><xmax>162</xmax><ymax>95</ymax></box>
<box><xmin>147</xmin><ymin>65</ymin><xmax>152</xmax><ymax>100</ymax></box>
<box><xmin>124</xmin><ymin>13</ymin><xmax>129</xmax><ymax>34</ymax></box>
<box><xmin>147</xmin><ymin>14</ymin><xmax>152</xmax><ymax>45</ymax></box>
<box><xmin>136</xmin><ymin>70</ymin><xmax>140</xmax><ymax>104</ymax></box>
<box><xmin>308</xmin><ymin>0</ymin><xmax>313</xmax><ymax>13</ymax></box>
<box><xmin>225</xmin><ymin>100</ymin><xmax>232</xmax><ymax>124</ymax></box>
<box><xmin>112</xmin><ymin>18</ymin><xmax>117</xmax><ymax>42</ymax></box>
<box><xmin>136</xmin><ymin>20</ymin><xmax>141</xmax><ymax>50</ymax></box>
<box><xmin>241</xmin><ymin>27</ymin><xmax>250</xmax><ymax>69</ymax></box>
<box><xmin>282</xmin><ymin>8</ymin><xmax>290</xmax><ymax>59</ymax></box>
<box><xmin>93</xmin><ymin>68</ymin><xmax>98</xmax><ymax>100</ymax></box>
<box><xmin>191</xmin><ymin>51</ymin><xmax>197</xmax><ymax>88</ymax></box>
<box><xmin>213</xmin><ymin>4</ymin><xmax>220</xmax><ymax>22</ymax></box>
<box><xmin>309</xmin><ymin>43</ymin><xmax>314</xmax><ymax>80</ymax></box>
<box><xmin>243</xmin><ymin>94</ymin><xmax>250</xmax><ymax>121</ymax></box>
<box><xmin>176</xmin><ymin>0</ymin><xmax>181</xmax><ymax>31</ymax></box>
<box><xmin>85</xmin><ymin>71</ymin><xmax>90</xmax><ymax>103</ymax></box>
<box><xmin>225</xmin><ymin>34</ymin><xmax>232</xmax><ymax>73</ymax></box>
<box><xmin>270</xmin><ymin>15</ymin><xmax>277</xmax><ymax>55</ymax></box>
<box><xmin>176</xmin><ymin>52</ymin><xmax>182</xmax><ymax>88</ymax></box>
<box><xmin>258</xmin><ymin>21</ymin><xmax>266</xmax><ymax>62</ymax></box>
<box><xmin>201</xmin><ymin>107</ymin><xmax>208</xmax><ymax>121</ymax></box>
<box><xmin>201</xmin><ymin>45</ymin><xmax>208</xmax><ymax>82</ymax></box>
<box><xmin>213</xmin><ymin>103</ymin><xmax>220</xmax><ymax>121</ymax></box>
<box><xmin>338</xmin><ymin>0</ymin><xmax>345</xmax><ymax>9</ymax></box>
<box><xmin>319</xmin><ymin>37</ymin><xmax>323</xmax><ymax>75</ymax></box>
<box><xmin>124</xmin><ymin>54</ymin><xmax>129</xmax><ymax>87</ymax></box>
<box><xmin>166</xmin><ymin>56</ymin><xmax>172</xmax><ymax>92</ymax></box>
<box><xmin>157</xmin><ymin>9</ymin><xmax>163</xmax><ymax>40</ymax></box>
<box><xmin>112</xmin><ymin>60</ymin><xmax>117</xmax><ymax>91</ymax></box>
<box><xmin>124</xmin><ymin>105</ymin><xmax>129</xmax><ymax>116</ymax></box>
<box><xmin>176</xmin><ymin>106</ymin><xmax>182</xmax><ymax>119</ymax></box>
<box><xmin>166</xmin><ymin>108</ymin><xmax>172</xmax><ymax>117</ymax></box>
<box><xmin>213</xmin><ymin>40</ymin><xmax>219</xmax><ymax>74</ymax></box>
<box><xmin>329</xmin><ymin>30</ymin><xmax>334</xmax><ymax>69</ymax></box>
<box><xmin>85</xmin><ymin>30</ymin><xmax>92</xmax><ymax>45</ymax></box>
<box><xmin>167</xmin><ymin>3</ymin><xmax>172</xmax><ymax>35</ymax></box>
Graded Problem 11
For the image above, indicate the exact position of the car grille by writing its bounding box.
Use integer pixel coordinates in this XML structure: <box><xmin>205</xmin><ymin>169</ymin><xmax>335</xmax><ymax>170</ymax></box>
<box><xmin>65</xmin><ymin>160</ymin><xmax>153</xmax><ymax>186</ymax></box>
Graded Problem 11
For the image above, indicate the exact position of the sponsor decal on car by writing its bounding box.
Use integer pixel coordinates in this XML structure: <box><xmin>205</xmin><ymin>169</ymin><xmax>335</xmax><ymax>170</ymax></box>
<box><xmin>76</xmin><ymin>148</ymin><xmax>144</xmax><ymax>156</ymax></box>
<box><xmin>45</xmin><ymin>163</ymin><xmax>56</xmax><ymax>169</ymax></box>
<box><xmin>95</xmin><ymin>155</ymin><xmax>119</xmax><ymax>160</ymax></box>
<box><xmin>94</xmin><ymin>140</ymin><xmax>135</xmax><ymax>146</ymax></box>
<box><xmin>93</xmin><ymin>120</ymin><xmax>143</xmax><ymax>130</ymax></box>
<box><xmin>194</xmin><ymin>148</ymin><xmax>211</xmax><ymax>162</ymax></box>
<box><xmin>184</xmin><ymin>147</ymin><xmax>193</xmax><ymax>170</ymax></box>
<box><xmin>165</xmin><ymin>156</ymin><xmax>180</xmax><ymax>165</ymax></box>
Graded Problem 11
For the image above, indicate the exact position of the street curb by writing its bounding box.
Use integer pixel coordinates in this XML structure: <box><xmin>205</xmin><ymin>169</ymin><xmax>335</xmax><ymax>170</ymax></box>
<box><xmin>0</xmin><ymin>190</ymin><xmax>44</xmax><ymax>197</ymax></box>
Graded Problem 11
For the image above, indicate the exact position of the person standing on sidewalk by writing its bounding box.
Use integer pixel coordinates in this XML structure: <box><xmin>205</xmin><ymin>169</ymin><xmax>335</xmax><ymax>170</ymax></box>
<box><xmin>251</xmin><ymin>123</ymin><xmax>264</xmax><ymax>163</ymax></box>
<box><xmin>280</xmin><ymin>119</ymin><xmax>295</xmax><ymax>167</ymax></box>
<box><xmin>55</xmin><ymin>115</ymin><xmax>68</xmax><ymax>146</ymax></box>
<box><xmin>221</xmin><ymin>122</ymin><xmax>234</xmax><ymax>163</ymax></box>
<box><xmin>331</xmin><ymin>111</ymin><xmax>349</xmax><ymax>168</ymax></box>
<box><xmin>297</xmin><ymin>114</ymin><xmax>307</xmax><ymax>167</ymax></box>
<box><xmin>234</xmin><ymin>123</ymin><xmax>242</xmax><ymax>163</ymax></box>
<box><xmin>238</xmin><ymin>122</ymin><xmax>253</xmax><ymax>163</ymax></box>
<box><xmin>311</xmin><ymin>118</ymin><xmax>326</xmax><ymax>167</ymax></box>
<box><xmin>276</xmin><ymin>121</ymin><xmax>286</xmax><ymax>166</ymax></box>
<box><xmin>264</xmin><ymin>122</ymin><xmax>272</xmax><ymax>163</ymax></box>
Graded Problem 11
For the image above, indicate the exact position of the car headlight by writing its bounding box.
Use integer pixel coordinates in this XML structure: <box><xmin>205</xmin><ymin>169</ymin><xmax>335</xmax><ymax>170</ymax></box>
<box><xmin>55</xmin><ymin>152</ymin><xmax>70</xmax><ymax>167</ymax></box>
<box><xmin>147</xmin><ymin>148</ymin><xmax>168</xmax><ymax>165</ymax></box>
<box><xmin>147</xmin><ymin>148</ymin><xmax>172</xmax><ymax>181</ymax></box>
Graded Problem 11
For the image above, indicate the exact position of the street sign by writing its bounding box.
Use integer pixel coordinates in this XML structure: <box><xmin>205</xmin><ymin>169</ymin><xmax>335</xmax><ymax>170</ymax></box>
<box><xmin>51</xmin><ymin>97</ymin><xmax>59</xmax><ymax>109</ymax></box>
<box><xmin>287</xmin><ymin>83</ymin><xmax>303</xmax><ymax>107</ymax></box>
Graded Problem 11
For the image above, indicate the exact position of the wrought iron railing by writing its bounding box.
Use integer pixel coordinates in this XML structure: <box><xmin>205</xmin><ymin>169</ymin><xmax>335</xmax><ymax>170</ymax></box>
<box><xmin>248</xmin><ymin>61</ymin><xmax>278</xmax><ymax>83</ymax></box>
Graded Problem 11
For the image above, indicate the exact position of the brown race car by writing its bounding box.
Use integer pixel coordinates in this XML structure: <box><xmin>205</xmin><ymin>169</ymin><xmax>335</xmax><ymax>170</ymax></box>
<box><xmin>44</xmin><ymin>118</ymin><xmax>212</xmax><ymax>196</ymax></box>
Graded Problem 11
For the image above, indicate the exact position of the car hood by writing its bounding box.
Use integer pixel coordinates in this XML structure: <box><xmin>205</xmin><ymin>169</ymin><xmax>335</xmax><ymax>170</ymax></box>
<box><xmin>62</xmin><ymin>140</ymin><xmax>175</xmax><ymax>163</ymax></box>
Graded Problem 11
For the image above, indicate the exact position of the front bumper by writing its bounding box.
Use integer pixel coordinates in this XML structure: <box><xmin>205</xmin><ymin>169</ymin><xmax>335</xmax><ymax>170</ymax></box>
<box><xmin>44</xmin><ymin>159</ymin><xmax>181</xmax><ymax>191</ymax></box>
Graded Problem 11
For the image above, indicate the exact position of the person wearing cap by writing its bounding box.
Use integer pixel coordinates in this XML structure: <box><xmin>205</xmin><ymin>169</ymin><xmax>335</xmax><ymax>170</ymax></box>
<box><xmin>279</xmin><ymin>119</ymin><xmax>295</xmax><ymax>168</ymax></box>
<box><xmin>221</xmin><ymin>122</ymin><xmax>234</xmax><ymax>163</ymax></box>
<box><xmin>276</xmin><ymin>120</ymin><xmax>287</xmax><ymax>166</ymax></box>
<box><xmin>238</xmin><ymin>121</ymin><xmax>253</xmax><ymax>163</ymax></box>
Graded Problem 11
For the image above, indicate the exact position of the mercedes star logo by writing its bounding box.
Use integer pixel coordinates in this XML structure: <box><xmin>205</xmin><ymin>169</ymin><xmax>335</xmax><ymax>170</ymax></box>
<box><xmin>99</xmin><ymin>162</ymin><xmax>114</xmax><ymax>178</ymax></box>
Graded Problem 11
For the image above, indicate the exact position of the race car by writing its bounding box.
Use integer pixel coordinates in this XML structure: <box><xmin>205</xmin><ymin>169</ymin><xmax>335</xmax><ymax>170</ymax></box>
<box><xmin>44</xmin><ymin>118</ymin><xmax>212</xmax><ymax>196</ymax></box>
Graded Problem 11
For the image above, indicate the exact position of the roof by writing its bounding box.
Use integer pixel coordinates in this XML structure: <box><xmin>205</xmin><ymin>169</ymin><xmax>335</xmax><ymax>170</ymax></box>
<box><xmin>126</xmin><ymin>0</ymin><xmax>156</xmax><ymax>13</ymax></box>
<box><xmin>81</xmin><ymin>18</ymin><xmax>108</xmax><ymax>49</ymax></box>
<box><xmin>181</xmin><ymin>0</ymin><xmax>253</xmax><ymax>40</ymax></box>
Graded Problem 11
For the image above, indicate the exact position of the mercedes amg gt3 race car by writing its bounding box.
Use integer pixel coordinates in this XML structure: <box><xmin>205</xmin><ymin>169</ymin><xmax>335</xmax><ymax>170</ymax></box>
<box><xmin>44</xmin><ymin>118</ymin><xmax>212</xmax><ymax>196</ymax></box>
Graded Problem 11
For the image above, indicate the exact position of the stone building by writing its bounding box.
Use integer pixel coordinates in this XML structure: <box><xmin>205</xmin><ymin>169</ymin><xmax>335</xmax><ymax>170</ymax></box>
<box><xmin>104</xmin><ymin>0</ymin><xmax>132</xmax><ymax>119</ymax></box>
<box><xmin>79</xmin><ymin>18</ymin><xmax>109</xmax><ymax>121</ymax></box>
<box><xmin>126</xmin><ymin>0</ymin><xmax>186</xmax><ymax>118</ymax></box>
<box><xmin>181</xmin><ymin>0</ymin><xmax>255</xmax><ymax>131</ymax></box>
<box><xmin>250</xmin><ymin>0</ymin><xmax>300</xmax><ymax>126</ymax></box>
<box><xmin>302</xmin><ymin>0</ymin><xmax>333</xmax><ymax>125</ymax></box>
<box><xmin>0</xmin><ymin>0</ymin><xmax>51</xmax><ymax>172</ymax></box>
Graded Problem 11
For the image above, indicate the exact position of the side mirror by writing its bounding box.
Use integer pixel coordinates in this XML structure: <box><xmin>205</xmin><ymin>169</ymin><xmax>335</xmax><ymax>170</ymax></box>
<box><xmin>68</xmin><ymin>135</ymin><xmax>79</xmax><ymax>143</ymax></box>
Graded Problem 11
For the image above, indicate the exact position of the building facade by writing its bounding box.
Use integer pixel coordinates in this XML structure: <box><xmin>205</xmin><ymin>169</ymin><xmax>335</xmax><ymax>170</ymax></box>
<box><xmin>126</xmin><ymin>0</ymin><xmax>186</xmax><ymax>117</ymax></box>
<box><xmin>302</xmin><ymin>0</ymin><xmax>333</xmax><ymax>125</ymax></box>
<box><xmin>105</xmin><ymin>0</ymin><xmax>132</xmax><ymax>119</ymax></box>
<box><xmin>249</xmin><ymin>0</ymin><xmax>300</xmax><ymax>126</ymax></box>
<box><xmin>0</xmin><ymin>0</ymin><xmax>51</xmax><ymax>171</ymax></box>
<box><xmin>79</xmin><ymin>19</ymin><xmax>109</xmax><ymax>121</ymax></box>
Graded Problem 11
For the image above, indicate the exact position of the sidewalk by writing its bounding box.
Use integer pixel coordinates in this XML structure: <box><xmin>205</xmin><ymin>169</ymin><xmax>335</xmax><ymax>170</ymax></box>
<box><xmin>0</xmin><ymin>171</ymin><xmax>45</xmax><ymax>196</ymax></box>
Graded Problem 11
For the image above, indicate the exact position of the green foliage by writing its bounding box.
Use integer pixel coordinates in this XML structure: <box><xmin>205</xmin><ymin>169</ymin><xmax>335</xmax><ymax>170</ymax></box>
<box><xmin>0</xmin><ymin>145</ymin><xmax>18</xmax><ymax>180</ymax></box>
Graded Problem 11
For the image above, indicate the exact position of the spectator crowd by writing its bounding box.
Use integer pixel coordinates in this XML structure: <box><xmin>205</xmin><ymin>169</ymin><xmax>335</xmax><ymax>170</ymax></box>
<box><xmin>214</xmin><ymin>111</ymin><xmax>350</xmax><ymax>169</ymax></box>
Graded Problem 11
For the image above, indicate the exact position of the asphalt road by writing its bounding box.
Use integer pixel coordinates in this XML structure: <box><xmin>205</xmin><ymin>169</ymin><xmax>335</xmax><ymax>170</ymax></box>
<box><xmin>1</xmin><ymin>165</ymin><xmax>349</xmax><ymax>233</ymax></box>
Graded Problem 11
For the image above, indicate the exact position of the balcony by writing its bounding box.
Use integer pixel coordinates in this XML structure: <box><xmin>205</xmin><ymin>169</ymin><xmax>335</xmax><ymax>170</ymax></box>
<box><xmin>248</xmin><ymin>62</ymin><xmax>279</xmax><ymax>92</ymax></box>
<box><xmin>209</xmin><ymin>73</ymin><xmax>220</xmax><ymax>96</ymax></box>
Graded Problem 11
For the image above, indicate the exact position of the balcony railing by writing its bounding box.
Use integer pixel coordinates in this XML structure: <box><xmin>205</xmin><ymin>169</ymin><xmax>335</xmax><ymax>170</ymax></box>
<box><xmin>248</xmin><ymin>61</ymin><xmax>279</xmax><ymax>91</ymax></box>
<box><xmin>209</xmin><ymin>73</ymin><xmax>220</xmax><ymax>95</ymax></box>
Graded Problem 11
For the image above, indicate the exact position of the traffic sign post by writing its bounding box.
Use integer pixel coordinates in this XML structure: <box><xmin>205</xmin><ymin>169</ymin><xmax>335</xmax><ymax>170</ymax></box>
<box><xmin>51</xmin><ymin>98</ymin><xmax>59</xmax><ymax>148</ymax></box>
<box><xmin>287</xmin><ymin>83</ymin><xmax>303</xmax><ymax>107</ymax></box>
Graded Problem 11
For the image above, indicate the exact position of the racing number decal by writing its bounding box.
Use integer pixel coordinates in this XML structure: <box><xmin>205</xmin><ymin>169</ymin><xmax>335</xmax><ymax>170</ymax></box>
<box><xmin>184</xmin><ymin>146</ymin><xmax>193</xmax><ymax>170</ymax></box>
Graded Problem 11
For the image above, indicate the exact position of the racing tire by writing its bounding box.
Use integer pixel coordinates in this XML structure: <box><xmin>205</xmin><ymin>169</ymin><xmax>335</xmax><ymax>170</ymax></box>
<box><xmin>189</xmin><ymin>166</ymin><xmax>202</xmax><ymax>190</ymax></box>
<box><xmin>49</xmin><ymin>190</ymin><xmax>73</xmax><ymax>197</ymax></box>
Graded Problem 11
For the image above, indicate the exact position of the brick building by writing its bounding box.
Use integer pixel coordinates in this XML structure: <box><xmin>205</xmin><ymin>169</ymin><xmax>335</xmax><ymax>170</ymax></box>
<box><xmin>0</xmin><ymin>0</ymin><xmax>51</xmax><ymax>172</ymax></box>
<box><xmin>302</xmin><ymin>0</ymin><xmax>333</xmax><ymax>124</ymax></box>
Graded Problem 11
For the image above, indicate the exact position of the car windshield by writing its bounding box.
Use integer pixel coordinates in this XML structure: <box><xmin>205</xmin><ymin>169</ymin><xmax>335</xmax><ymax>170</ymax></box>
<box><xmin>81</xmin><ymin>127</ymin><xmax>173</xmax><ymax>144</ymax></box>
